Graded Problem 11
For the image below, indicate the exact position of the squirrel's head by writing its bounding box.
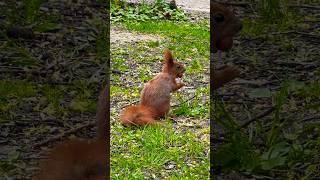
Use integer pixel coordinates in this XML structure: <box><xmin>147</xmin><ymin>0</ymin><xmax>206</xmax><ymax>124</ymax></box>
<box><xmin>162</xmin><ymin>49</ymin><xmax>185</xmax><ymax>78</ymax></box>
<box><xmin>211</xmin><ymin>3</ymin><xmax>242</xmax><ymax>53</ymax></box>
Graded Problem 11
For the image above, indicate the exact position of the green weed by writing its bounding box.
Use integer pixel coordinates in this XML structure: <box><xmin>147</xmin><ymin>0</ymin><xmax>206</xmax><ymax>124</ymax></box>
<box><xmin>0</xmin><ymin>150</ymin><xmax>24</xmax><ymax>177</ymax></box>
<box><xmin>0</xmin><ymin>80</ymin><xmax>37</xmax><ymax>122</ymax></box>
<box><xmin>111</xmin><ymin>0</ymin><xmax>187</xmax><ymax>22</ymax></box>
<box><xmin>258</xmin><ymin>0</ymin><xmax>289</xmax><ymax>22</ymax></box>
<box><xmin>40</xmin><ymin>85</ymin><xmax>66</xmax><ymax>118</ymax></box>
<box><xmin>241</xmin><ymin>1</ymin><xmax>300</xmax><ymax>37</ymax></box>
<box><xmin>24</xmin><ymin>0</ymin><xmax>45</xmax><ymax>24</ymax></box>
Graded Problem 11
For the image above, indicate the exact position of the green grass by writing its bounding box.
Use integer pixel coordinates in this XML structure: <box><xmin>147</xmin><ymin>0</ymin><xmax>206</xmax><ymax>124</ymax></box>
<box><xmin>111</xmin><ymin>123</ymin><xmax>209</xmax><ymax>179</ymax></box>
<box><xmin>241</xmin><ymin>0</ymin><xmax>301</xmax><ymax>38</ymax></box>
<box><xmin>173</xmin><ymin>87</ymin><xmax>209</xmax><ymax>118</ymax></box>
<box><xmin>213</xmin><ymin>79</ymin><xmax>320</xmax><ymax>178</ymax></box>
<box><xmin>0</xmin><ymin>80</ymin><xmax>98</xmax><ymax>122</ymax></box>
<box><xmin>111</xmin><ymin>86</ymin><xmax>140</xmax><ymax>99</ymax></box>
<box><xmin>0</xmin><ymin>80</ymin><xmax>37</xmax><ymax>122</ymax></box>
<box><xmin>123</xmin><ymin>21</ymin><xmax>209</xmax><ymax>56</ymax></box>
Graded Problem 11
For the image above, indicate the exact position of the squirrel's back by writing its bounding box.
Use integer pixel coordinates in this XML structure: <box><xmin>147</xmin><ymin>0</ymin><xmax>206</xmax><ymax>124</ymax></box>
<box><xmin>140</xmin><ymin>73</ymin><xmax>174</xmax><ymax>117</ymax></box>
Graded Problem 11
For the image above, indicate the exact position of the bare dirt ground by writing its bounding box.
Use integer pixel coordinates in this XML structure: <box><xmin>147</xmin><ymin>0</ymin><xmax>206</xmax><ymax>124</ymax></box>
<box><xmin>111</xmin><ymin>27</ymin><xmax>163</xmax><ymax>46</ymax></box>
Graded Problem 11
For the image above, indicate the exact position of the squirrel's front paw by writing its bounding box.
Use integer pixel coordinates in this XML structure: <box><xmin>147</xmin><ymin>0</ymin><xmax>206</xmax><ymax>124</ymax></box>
<box><xmin>174</xmin><ymin>83</ymin><xmax>185</xmax><ymax>91</ymax></box>
<box><xmin>178</xmin><ymin>83</ymin><xmax>185</xmax><ymax>89</ymax></box>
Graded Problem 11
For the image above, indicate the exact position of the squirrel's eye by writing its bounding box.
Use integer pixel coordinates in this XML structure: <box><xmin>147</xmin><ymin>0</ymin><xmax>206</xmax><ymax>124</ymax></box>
<box><xmin>214</xmin><ymin>13</ymin><xmax>224</xmax><ymax>23</ymax></box>
<box><xmin>177</xmin><ymin>66</ymin><xmax>180</xmax><ymax>69</ymax></box>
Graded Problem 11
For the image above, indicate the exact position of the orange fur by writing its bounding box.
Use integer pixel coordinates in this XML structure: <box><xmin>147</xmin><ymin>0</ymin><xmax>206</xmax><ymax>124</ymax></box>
<box><xmin>120</xmin><ymin>105</ymin><xmax>157</xmax><ymax>125</ymax></box>
<box><xmin>120</xmin><ymin>49</ymin><xmax>185</xmax><ymax>126</ymax></box>
<box><xmin>33</xmin><ymin>84</ymin><xmax>109</xmax><ymax>179</ymax></box>
<box><xmin>33</xmin><ymin>139</ymin><xmax>107</xmax><ymax>180</ymax></box>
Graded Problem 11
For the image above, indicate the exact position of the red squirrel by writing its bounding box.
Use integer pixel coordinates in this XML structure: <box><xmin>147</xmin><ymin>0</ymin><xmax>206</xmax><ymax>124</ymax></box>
<box><xmin>33</xmin><ymin>84</ymin><xmax>109</xmax><ymax>180</ymax></box>
<box><xmin>120</xmin><ymin>49</ymin><xmax>185</xmax><ymax>126</ymax></box>
<box><xmin>211</xmin><ymin>2</ymin><xmax>243</xmax><ymax>89</ymax></box>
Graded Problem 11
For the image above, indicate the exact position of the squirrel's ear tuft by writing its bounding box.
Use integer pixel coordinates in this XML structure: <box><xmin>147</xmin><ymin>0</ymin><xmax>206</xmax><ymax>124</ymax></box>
<box><xmin>164</xmin><ymin>49</ymin><xmax>174</xmax><ymax>66</ymax></box>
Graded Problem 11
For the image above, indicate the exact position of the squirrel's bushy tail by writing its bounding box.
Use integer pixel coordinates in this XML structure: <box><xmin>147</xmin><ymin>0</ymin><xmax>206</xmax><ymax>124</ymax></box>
<box><xmin>120</xmin><ymin>105</ymin><xmax>157</xmax><ymax>126</ymax></box>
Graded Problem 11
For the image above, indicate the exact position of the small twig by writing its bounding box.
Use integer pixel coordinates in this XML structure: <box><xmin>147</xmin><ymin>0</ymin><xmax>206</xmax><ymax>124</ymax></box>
<box><xmin>240</xmin><ymin>106</ymin><xmax>276</xmax><ymax>128</ymax></box>
<box><xmin>245</xmin><ymin>173</ymin><xmax>274</xmax><ymax>180</ymax></box>
<box><xmin>293</xmin><ymin>32</ymin><xmax>320</xmax><ymax>40</ymax></box>
<box><xmin>289</xmin><ymin>4</ymin><xmax>320</xmax><ymax>10</ymax></box>
<box><xmin>34</xmin><ymin>121</ymin><xmax>95</xmax><ymax>148</ymax></box>
<box><xmin>111</xmin><ymin>69</ymin><xmax>123</xmax><ymax>74</ymax></box>
<box><xmin>120</xmin><ymin>100</ymin><xmax>139</xmax><ymax>109</ymax></box>
<box><xmin>0</xmin><ymin>68</ymin><xmax>47</xmax><ymax>76</ymax></box>
<box><xmin>244</xmin><ymin>30</ymin><xmax>320</xmax><ymax>43</ymax></box>
<box><xmin>232</xmin><ymin>79</ymin><xmax>279</xmax><ymax>87</ymax></box>
<box><xmin>244</xmin><ymin>30</ymin><xmax>296</xmax><ymax>41</ymax></box>
<box><xmin>211</xmin><ymin>137</ymin><xmax>228</xmax><ymax>143</ymax></box>
<box><xmin>172</xmin><ymin>95</ymin><xmax>197</xmax><ymax>107</ymax></box>
<box><xmin>300</xmin><ymin>115</ymin><xmax>320</xmax><ymax>123</ymax></box>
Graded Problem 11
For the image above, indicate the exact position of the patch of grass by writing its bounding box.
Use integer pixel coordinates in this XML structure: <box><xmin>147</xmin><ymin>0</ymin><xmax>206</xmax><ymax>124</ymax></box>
<box><xmin>0</xmin><ymin>31</ymin><xmax>40</xmax><ymax>67</ymax></box>
<box><xmin>0</xmin><ymin>80</ymin><xmax>36</xmax><ymax>98</ymax></box>
<box><xmin>69</xmin><ymin>98</ymin><xmax>96</xmax><ymax>114</ymax></box>
<box><xmin>119</xmin><ymin>20</ymin><xmax>210</xmax><ymax>72</ymax></box>
<box><xmin>111</xmin><ymin>57</ymin><xmax>129</xmax><ymax>72</ymax></box>
<box><xmin>38</xmin><ymin>82</ymin><xmax>98</xmax><ymax>117</ymax></box>
<box><xmin>24</xmin><ymin>124</ymin><xmax>51</xmax><ymax>137</ymax></box>
<box><xmin>40</xmin><ymin>85</ymin><xmax>66</xmax><ymax>118</ymax></box>
<box><xmin>173</xmin><ymin>87</ymin><xmax>209</xmax><ymax>118</ymax></box>
<box><xmin>187</xmin><ymin>59</ymin><xmax>204</xmax><ymax>74</ymax></box>
<box><xmin>213</xmin><ymin>79</ymin><xmax>320</xmax><ymax>178</ymax></box>
<box><xmin>89</xmin><ymin>16</ymin><xmax>110</xmax><ymax>63</ymax></box>
<box><xmin>138</xmin><ymin>66</ymin><xmax>153</xmax><ymax>83</ymax></box>
<box><xmin>146</xmin><ymin>40</ymin><xmax>161</xmax><ymax>48</ymax></box>
<box><xmin>24</xmin><ymin>0</ymin><xmax>45</xmax><ymax>24</ymax></box>
<box><xmin>0</xmin><ymin>80</ymin><xmax>37</xmax><ymax>122</ymax></box>
<box><xmin>241</xmin><ymin>1</ymin><xmax>301</xmax><ymax>38</ymax></box>
<box><xmin>111</xmin><ymin>86</ymin><xmax>140</xmax><ymax>99</ymax></box>
<box><xmin>0</xmin><ymin>150</ymin><xmax>25</xmax><ymax>177</ymax></box>
<box><xmin>123</xmin><ymin>20</ymin><xmax>209</xmax><ymax>54</ymax></box>
<box><xmin>258</xmin><ymin>0</ymin><xmax>289</xmax><ymax>22</ymax></box>
<box><xmin>69</xmin><ymin>81</ymin><xmax>97</xmax><ymax>113</ymax></box>
<box><xmin>111</xmin><ymin>123</ymin><xmax>209</xmax><ymax>179</ymax></box>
